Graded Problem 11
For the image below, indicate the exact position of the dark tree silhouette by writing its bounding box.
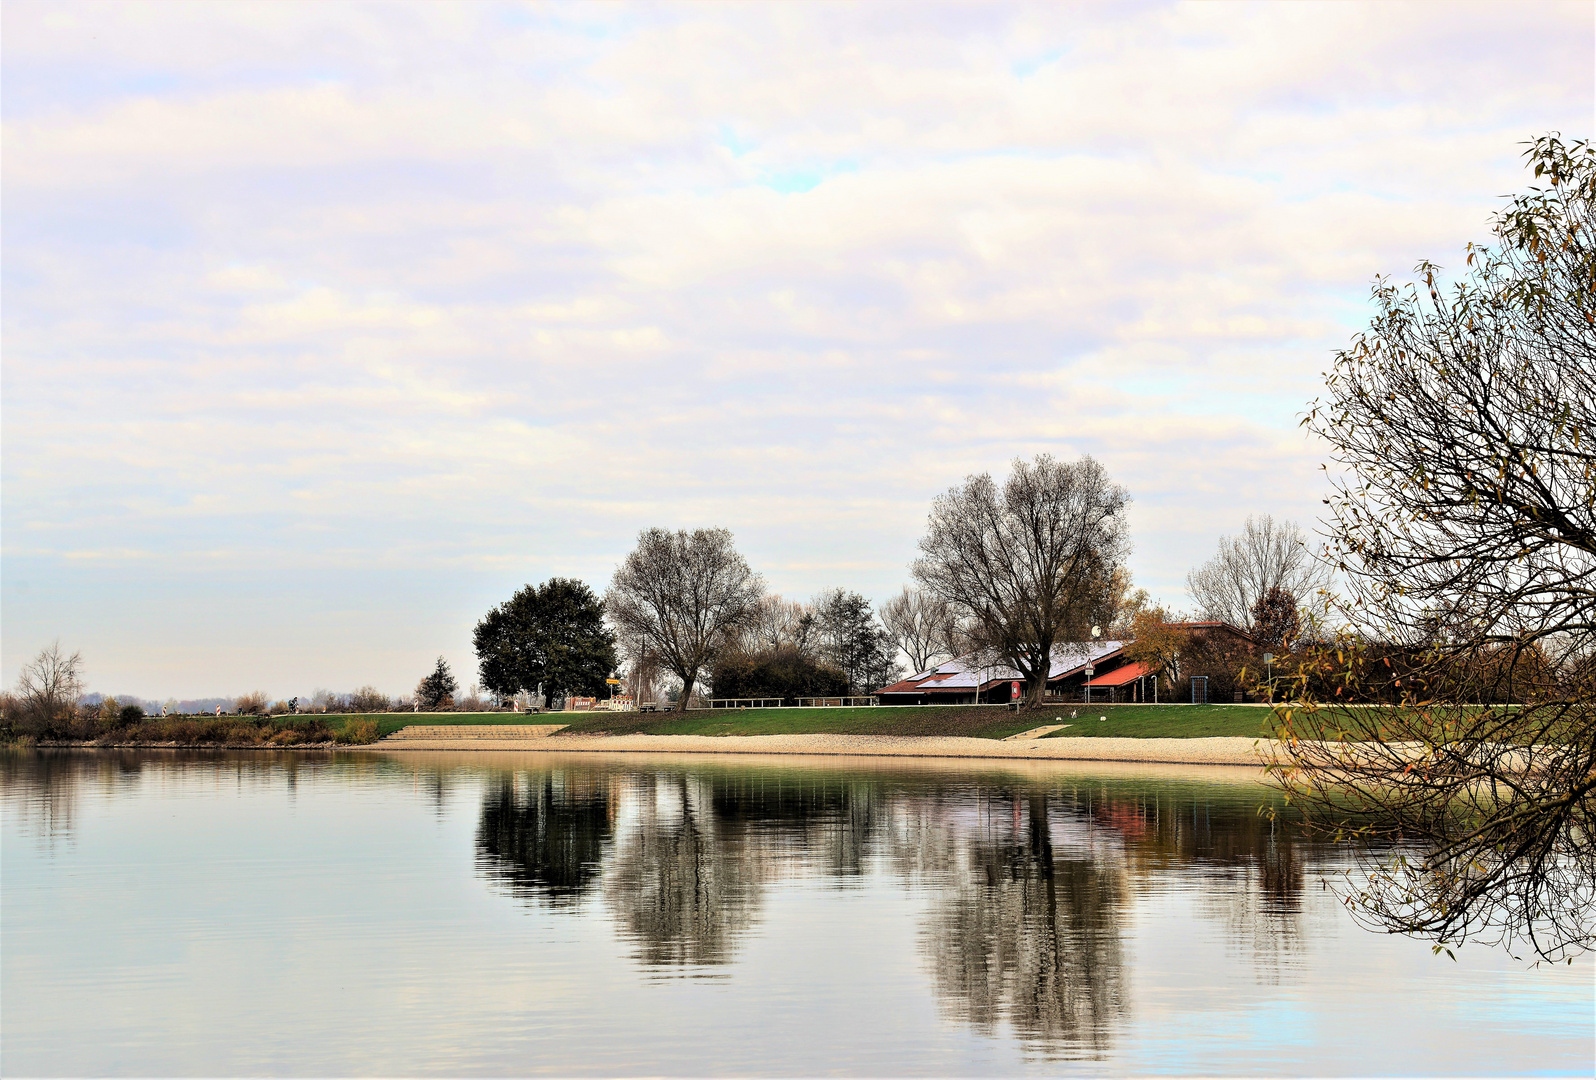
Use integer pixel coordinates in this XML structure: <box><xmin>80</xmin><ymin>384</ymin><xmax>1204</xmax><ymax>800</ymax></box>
<box><xmin>474</xmin><ymin>578</ymin><xmax>617</xmax><ymax>702</ymax></box>
<box><xmin>415</xmin><ymin>656</ymin><xmax>458</xmax><ymax>711</ymax></box>
<box><xmin>1249</xmin><ymin>587</ymin><xmax>1300</xmax><ymax>650</ymax></box>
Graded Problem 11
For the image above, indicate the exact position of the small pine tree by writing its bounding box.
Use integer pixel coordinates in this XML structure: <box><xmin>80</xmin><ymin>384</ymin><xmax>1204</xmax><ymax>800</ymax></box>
<box><xmin>416</xmin><ymin>656</ymin><xmax>459</xmax><ymax>711</ymax></box>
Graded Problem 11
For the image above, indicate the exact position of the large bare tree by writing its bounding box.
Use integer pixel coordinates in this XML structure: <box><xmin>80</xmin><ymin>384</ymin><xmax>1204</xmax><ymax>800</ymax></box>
<box><xmin>880</xmin><ymin>586</ymin><xmax>955</xmax><ymax>674</ymax></box>
<box><xmin>605</xmin><ymin>528</ymin><xmax>765</xmax><ymax>712</ymax></box>
<box><xmin>1185</xmin><ymin>515</ymin><xmax>1328</xmax><ymax>631</ymax></box>
<box><xmin>1274</xmin><ymin>135</ymin><xmax>1596</xmax><ymax>962</ymax></box>
<box><xmin>913</xmin><ymin>454</ymin><xmax>1129</xmax><ymax>706</ymax></box>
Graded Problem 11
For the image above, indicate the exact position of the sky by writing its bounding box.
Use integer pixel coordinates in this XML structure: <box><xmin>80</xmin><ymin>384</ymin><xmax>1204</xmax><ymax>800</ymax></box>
<box><xmin>3</xmin><ymin>1</ymin><xmax>1593</xmax><ymax>702</ymax></box>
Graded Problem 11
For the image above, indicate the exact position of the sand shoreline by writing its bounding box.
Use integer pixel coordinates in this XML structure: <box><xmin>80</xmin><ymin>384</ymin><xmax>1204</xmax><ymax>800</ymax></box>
<box><xmin>367</xmin><ymin>731</ymin><xmax>1276</xmax><ymax>766</ymax></box>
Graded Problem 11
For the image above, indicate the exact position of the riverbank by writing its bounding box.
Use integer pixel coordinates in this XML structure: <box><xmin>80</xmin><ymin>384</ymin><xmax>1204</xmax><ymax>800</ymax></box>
<box><xmin>367</xmin><ymin>730</ymin><xmax>1276</xmax><ymax>765</ymax></box>
<box><xmin>10</xmin><ymin>704</ymin><xmax>1285</xmax><ymax>760</ymax></box>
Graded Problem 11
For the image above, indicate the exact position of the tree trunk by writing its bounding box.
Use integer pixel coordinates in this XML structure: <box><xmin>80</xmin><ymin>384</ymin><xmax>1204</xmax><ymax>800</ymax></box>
<box><xmin>676</xmin><ymin>674</ymin><xmax>695</xmax><ymax>712</ymax></box>
<box><xmin>1026</xmin><ymin>675</ymin><xmax>1046</xmax><ymax>707</ymax></box>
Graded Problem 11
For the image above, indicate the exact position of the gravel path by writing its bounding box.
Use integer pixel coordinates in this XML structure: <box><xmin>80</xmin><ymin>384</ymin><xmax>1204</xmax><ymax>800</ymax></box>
<box><xmin>370</xmin><ymin>731</ymin><xmax>1276</xmax><ymax>766</ymax></box>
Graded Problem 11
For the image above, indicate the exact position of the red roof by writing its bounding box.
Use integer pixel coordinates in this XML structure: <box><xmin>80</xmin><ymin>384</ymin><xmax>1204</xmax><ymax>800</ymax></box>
<box><xmin>1082</xmin><ymin>661</ymin><xmax>1155</xmax><ymax>687</ymax></box>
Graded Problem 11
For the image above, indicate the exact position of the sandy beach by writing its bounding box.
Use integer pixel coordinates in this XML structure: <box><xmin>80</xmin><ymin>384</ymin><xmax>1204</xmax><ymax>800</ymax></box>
<box><xmin>369</xmin><ymin>730</ymin><xmax>1277</xmax><ymax>766</ymax></box>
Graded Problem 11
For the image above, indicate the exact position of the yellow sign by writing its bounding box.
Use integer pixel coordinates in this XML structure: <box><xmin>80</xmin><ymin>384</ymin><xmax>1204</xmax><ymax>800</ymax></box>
<box><xmin>606</xmin><ymin>678</ymin><xmax>622</xmax><ymax>684</ymax></box>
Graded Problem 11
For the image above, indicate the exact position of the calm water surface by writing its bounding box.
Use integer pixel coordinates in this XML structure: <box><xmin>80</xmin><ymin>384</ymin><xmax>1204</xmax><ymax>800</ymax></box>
<box><xmin>3</xmin><ymin>749</ymin><xmax>1591</xmax><ymax>1076</ymax></box>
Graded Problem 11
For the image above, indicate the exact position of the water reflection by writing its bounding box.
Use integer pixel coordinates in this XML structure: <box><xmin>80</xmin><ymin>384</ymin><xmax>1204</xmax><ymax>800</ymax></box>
<box><xmin>604</xmin><ymin>773</ymin><xmax>767</xmax><ymax>967</ymax></box>
<box><xmin>924</xmin><ymin>793</ymin><xmax>1125</xmax><ymax>1057</ymax></box>
<box><xmin>6</xmin><ymin>751</ymin><xmax>1320</xmax><ymax>1059</ymax></box>
<box><xmin>476</xmin><ymin>771</ymin><xmax>615</xmax><ymax>906</ymax></box>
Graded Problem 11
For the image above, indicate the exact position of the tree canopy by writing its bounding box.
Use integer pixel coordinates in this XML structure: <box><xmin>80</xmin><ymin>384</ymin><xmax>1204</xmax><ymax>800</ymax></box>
<box><xmin>1186</xmin><ymin>515</ymin><xmax>1326</xmax><ymax>632</ymax></box>
<box><xmin>474</xmin><ymin>578</ymin><xmax>617</xmax><ymax>702</ymax></box>
<box><xmin>606</xmin><ymin>528</ymin><xmax>763</xmax><ymax>711</ymax></box>
<box><xmin>914</xmin><ymin>454</ymin><xmax>1129</xmax><ymax>706</ymax></box>
<box><xmin>415</xmin><ymin>656</ymin><xmax>459</xmax><ymax>711</ymax></box>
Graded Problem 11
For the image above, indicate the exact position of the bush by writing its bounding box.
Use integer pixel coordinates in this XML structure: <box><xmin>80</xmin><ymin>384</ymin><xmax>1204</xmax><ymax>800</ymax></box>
<box><xmin>335</xmin><ymin>718</ymin><xmax>380</xmax><ymax>744</ymax></box>
<box><xmin>711</xmin><ymin>647</ymin><xmax>849</xmax><ymax>703</ymax></box>
<box><xmin>348</xmin><ymin>686</ymin><xmax>392</xmax><ymax>713</ymax></box>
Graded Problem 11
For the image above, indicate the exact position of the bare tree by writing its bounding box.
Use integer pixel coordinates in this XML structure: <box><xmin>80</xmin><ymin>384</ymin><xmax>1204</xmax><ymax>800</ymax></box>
<box><xmin>880</xmin><ymin>586</ymin><xmax>955</xmax><ymax>674</ymax></box>
<box><xmin>738</xmin><ymin>594</ymin><xmax>814</xmax><ymax>655</ymax></box>
<box><xmin>13</xmin><ymin>641</ymin><xmax>85</xmax><ymax>728</ymax></box>
<box><xmin>1185</xmin><ymin>515</ymin><xmax>1329</xmax><ymax>630</ymax></box>
<box><xmin>914</xmin><ymin>455</ymin><xmax>1130</xmax><ymax>706</ymax></box>
<box><xmin>606</xmin><ymin>528</ymin><xmax>765</xmax><ymax>712</ymax></box>
<box><xmin>1274</xmin><ymin>135</ymin><xmax>1596</xmax><ymax>962</ymax></box>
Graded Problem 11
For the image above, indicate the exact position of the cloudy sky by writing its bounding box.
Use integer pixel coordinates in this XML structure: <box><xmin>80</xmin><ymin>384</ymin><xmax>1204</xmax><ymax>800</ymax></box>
<box><xmin>3</xmin><ymin>1</ymin><xmax>1592</xmax><ymax>701</ymax></box>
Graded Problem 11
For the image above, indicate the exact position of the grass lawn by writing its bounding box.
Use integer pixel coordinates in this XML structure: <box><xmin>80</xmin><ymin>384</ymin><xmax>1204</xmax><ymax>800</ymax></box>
<box><xmin>1040</xmin><ymin>704</ymin><xmax>1277</xmax><ymax>739</ymax></box>
<box><xmin>554</xmin><ymin>705</ymin><xmax>1043</xmax><ymax>739</ymax></box>
<box><xmin>307</xmin><ymin>704</ymin><xmax>1283</xmax><ymax>741</ymax></box>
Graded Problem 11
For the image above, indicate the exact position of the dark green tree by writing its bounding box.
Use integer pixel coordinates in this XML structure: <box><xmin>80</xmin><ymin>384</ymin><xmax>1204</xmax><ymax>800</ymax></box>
<box><xmin>415</xmin><ymin>656</ymin><xmax>458</xmax><ymax>711</ymax></box>
<box><xmin>812</xmin><ymin>588</ymin><xmax>901</xmax><ymax>694</ymax></box>
<box><xmin>474</xmin><ymin>578</ymin><xmax>617</xmax><ymax>701</ymax></box>
<box><xmin>711</xmin><ymin>646</ymin><xmax>849</xmax><ymax>703</ymax></box>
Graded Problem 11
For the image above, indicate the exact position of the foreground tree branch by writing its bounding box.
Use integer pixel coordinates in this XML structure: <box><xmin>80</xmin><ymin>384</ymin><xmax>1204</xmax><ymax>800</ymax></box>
<box><xmin>1275</xmin><ymin>134</ymin><xmax>1596</xmax><ymax>962</ymax></box>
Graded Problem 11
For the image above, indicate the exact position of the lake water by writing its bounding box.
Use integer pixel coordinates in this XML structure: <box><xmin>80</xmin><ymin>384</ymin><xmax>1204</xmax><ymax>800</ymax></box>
<box><xmin>3</xmin><ymin>749</ymin><xmax>1592</xmax><ymax>1076</ymax></box>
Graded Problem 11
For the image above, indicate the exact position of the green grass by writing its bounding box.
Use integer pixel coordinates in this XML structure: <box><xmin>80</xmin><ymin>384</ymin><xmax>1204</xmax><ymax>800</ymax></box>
<box><xmin>541</xmin><ymin>703</ymin><xmax>1280</xmax><ymax>740</ymax></box>
<box><xmin>1040</xmin><ymin>704</ymin><xmax>1277</xmax><ymax>739</ymax></box>
<box><xmin>104</xmin><ymin>705</ymin><xmax>1284</xmax><ymax>745</ymax></box>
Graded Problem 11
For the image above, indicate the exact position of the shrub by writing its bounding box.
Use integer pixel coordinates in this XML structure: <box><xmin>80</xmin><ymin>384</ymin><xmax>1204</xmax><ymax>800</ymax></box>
<box><xmin>711</xmin><ymin>647</ymin><xmax>849</xmax><ymax>703</ymax></box>
<box><xmin>348</xmin><ymin>686</ymin><xmax>392</xmax><ymax>713</ymax></box>
<box><xmin>335</xmin><ymin>718</ymin><xmax>380</xmax><ymax>744</ymax></box>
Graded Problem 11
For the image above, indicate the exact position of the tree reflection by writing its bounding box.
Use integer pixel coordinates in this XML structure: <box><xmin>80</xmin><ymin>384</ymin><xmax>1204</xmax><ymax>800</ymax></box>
<box><xmin>603</xmin><ymin>774</ymin><xmax>765</xmax><ymax>967</ymax></box>
<box><xmin>706</xmin><ymin>772</ymin><xmax>886</xmax><ymax>876</ymax></box>
<box><xmin>923</xmin><ymin>793</ymin><xmax>1125</xmax><ymax>1057</ymax></box>
<box><xmin>476</xmin><ymin>772</ymin><xmax>614</xmax><ymax>907</ymax></box>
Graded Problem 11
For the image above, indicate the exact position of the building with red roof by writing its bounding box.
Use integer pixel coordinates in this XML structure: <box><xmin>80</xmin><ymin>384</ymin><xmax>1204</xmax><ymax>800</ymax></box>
<box><xmin>875</xmin><ymin>622</ymin><xmax>1253</xmax><ymax>704</ymax></box>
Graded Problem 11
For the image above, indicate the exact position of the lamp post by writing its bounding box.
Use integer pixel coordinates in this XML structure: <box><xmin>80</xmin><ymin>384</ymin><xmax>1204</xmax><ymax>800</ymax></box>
<box><xmin>1263</xmin><ymin>652</ymin><xmax>1275</xmax><ymax>705</ymax></box>
<box><xmin>1085</xmin><ymin>624</ymin><xmax>1102</xmax><ymax>705</ymax></box>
